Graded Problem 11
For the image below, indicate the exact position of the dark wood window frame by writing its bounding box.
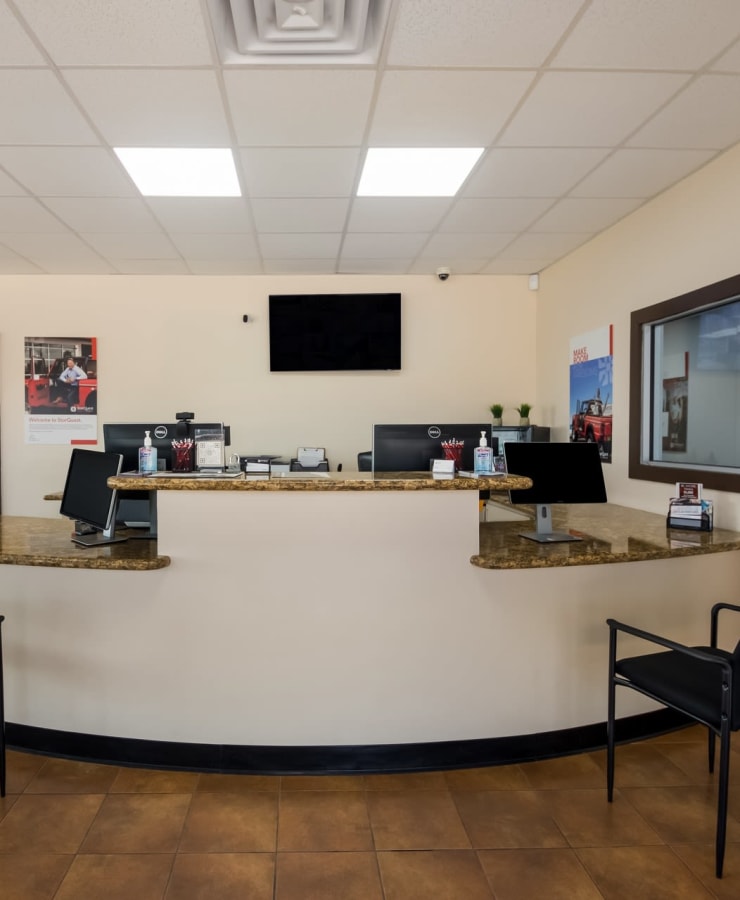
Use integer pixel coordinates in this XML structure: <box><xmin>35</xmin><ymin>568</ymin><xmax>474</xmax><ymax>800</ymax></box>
<box><xmin>629</xmin><ymin>272</ymin><xmax>740</xmax><ymax>493</ymax></box>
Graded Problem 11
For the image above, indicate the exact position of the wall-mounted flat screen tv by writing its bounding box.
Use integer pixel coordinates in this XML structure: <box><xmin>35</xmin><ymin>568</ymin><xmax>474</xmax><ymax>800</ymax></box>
<box><xmin>269</xmin><ymin>293</ymin><xmax>401</xmax><ymax>372</ymax></box>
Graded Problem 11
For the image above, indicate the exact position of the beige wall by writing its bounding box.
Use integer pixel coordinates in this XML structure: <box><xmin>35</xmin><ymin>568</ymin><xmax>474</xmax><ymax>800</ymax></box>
<box><xmin>1</xmin><ymin>273</ymin><xmax>536</xmax><ymax>516</ymax></box>
<box><xmin>536</xmin><ymin>143</ymin><xmax>740</xmax><ymax>530</ymax></box>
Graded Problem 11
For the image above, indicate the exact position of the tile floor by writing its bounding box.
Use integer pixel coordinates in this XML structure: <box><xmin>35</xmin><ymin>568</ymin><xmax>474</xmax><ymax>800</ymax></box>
<box><xmin>0</xmin><ymin>726</ymin><xmax>738</xmax><ymax>899</ymax></box>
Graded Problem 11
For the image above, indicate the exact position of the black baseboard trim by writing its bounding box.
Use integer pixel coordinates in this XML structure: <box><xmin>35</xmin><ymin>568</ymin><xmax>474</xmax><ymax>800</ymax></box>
<box><xmin>6</xmin><ymin>709</ymin><xmax>691</xmax><ymax>774</ymax></box>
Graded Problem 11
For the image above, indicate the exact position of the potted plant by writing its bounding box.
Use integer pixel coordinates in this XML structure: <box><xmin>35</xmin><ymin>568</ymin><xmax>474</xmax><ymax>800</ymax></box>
<box><xmin>516</xmin><ymin>403</ymin><xmax>532</xmax><ymax>426</ymax></box>
<box><xmin>489</xmin><ymin>403</ymin><xmax>504</xmax><ymax>426</ymax></box>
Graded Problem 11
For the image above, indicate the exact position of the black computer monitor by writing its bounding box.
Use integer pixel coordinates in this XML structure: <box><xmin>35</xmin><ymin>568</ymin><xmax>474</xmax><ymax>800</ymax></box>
<box><xmin>103</xmin><ymin>421</ymin><xmax>231</xmax><ymax>531</ymax></box>
<box><xmin>372</xmin><ymin>423</ymin><xmax>496</xmax><ymax>472</ymax></box>
<box><xmin>504</xmin><ymin>441</ymin><xmax>607</xmax><ymax>543</ymax></box>
<box><xmin>60</xmin><ymin>448</ymin><xmax>126</xmax><ymax>547</ymax></box>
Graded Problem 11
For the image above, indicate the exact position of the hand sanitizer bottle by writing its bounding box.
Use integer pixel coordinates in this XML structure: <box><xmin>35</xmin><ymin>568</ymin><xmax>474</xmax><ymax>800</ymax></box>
<box><xmin>474</xmin><ymin>430</ymin><xmax>493</xmax><ymax>474</ymax></box>
<box><xmin>138</xmin><ymin>430</ymin><xmax>157</xmax><ymax>473</ymax></box>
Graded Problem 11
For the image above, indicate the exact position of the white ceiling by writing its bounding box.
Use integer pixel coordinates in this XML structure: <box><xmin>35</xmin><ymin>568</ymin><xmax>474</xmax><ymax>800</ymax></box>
<box><xmin>2</xmin><ymin>0</ymin><xmax>740</xmax><ymax>276</ymax></box>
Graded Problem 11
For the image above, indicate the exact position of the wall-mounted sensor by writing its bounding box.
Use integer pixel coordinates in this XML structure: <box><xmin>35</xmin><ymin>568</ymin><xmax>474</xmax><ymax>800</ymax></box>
<box><xmin>242</xmin><ymin>314</ymin><xmax>249</xmax><ymax>323</ymax></box>
<box><xmin>436</xmin><ymin>266</ymin><xmax>451</xmax><ymax>281</ymax></box>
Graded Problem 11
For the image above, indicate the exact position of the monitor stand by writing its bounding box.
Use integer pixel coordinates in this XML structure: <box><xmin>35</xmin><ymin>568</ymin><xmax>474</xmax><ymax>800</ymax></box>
<box><xmin>518</xmin><ymin>503</ymin><xmax>582</xmax><ymax>543</ymax></box>
<box><xmin>71</xmin><ymin>521</ymin><xmax>128</xmax><ymax>548</ymax></box>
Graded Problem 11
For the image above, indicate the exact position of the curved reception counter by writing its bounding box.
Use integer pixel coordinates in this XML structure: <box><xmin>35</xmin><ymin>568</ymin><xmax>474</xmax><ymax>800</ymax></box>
<box><xmin>2</xmin><ymin>471</ymin><xmax>740</xmax><ymax>773</ymax></box>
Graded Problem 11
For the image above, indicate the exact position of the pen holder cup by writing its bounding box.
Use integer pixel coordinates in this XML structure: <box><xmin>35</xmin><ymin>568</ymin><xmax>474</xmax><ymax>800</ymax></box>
<box><xmin>172</xmin><ymin>441</ymin><xmax>194</xmax><ymax>473</ymax></box>
<box><xmin>441</xmin><ymin>443</ymin><xmax>464</xmax><ymax>471</ymax></box>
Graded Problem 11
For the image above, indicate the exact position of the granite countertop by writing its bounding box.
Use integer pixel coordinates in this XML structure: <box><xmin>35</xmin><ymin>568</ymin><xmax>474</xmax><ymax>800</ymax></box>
<box><xmin>472</xmin><ymin>501</ymin><xmax>740</xmax><ymax>569</ymax></box>
<box><xmin>0</xmin><ymin>516</ymin><xmax>169</xmax><ymax>570</ymax></box>
<box><xmin>108</xmin><ymin>471</ymin><xmax>532</xmax><ymax>492</ymax></box>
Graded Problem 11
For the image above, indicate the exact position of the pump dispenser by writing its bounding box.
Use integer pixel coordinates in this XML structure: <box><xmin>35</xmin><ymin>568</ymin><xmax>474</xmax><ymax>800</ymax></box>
<box><xmin>138</xmin><ymin>430</ymin><xmax>157</xmax><ymax>473</ymax></box>
<box><xmin>473</xmin><ymin>430</ymin><xmax>493</xmax><ymax>474</ymax></box>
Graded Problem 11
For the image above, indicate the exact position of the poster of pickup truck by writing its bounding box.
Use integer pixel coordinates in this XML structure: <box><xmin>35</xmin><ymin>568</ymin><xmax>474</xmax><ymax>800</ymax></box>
<box><xmin>569</xmin><ymin>326</ymin><xmax>613</xmax><ymax>463</ymax></box>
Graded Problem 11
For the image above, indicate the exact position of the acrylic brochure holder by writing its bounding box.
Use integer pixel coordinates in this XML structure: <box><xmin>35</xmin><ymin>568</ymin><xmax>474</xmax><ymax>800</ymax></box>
<box><xmin>194</xmin><ymin>425</ymin><xmax>226</xmax><ymax>471</ymax></box>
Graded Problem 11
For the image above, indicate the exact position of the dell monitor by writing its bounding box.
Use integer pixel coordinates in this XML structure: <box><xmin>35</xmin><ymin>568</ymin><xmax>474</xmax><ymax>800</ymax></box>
<box><xmin>60</xmin><ymin>448</ymin><xmax>127</xmax><ymax>547</ymax></box>
<box><xmin>372</xmin><ymin>423</ymin><xmax>496</xmax><ymax>472</ymax></box>
<box><xmin>504</xmin><ymin>441</ymin><xmax>607</xmax><ymax>543</ymax></box>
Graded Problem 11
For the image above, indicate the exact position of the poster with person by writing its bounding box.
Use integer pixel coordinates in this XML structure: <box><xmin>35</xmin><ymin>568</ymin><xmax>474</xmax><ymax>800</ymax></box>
<box><xmin>569</xmin><ymin>325</ymin><xmax>613</xmax><ymax>463</ymax></box>
<box><xmin>24</xmin><ymin>336</ymin><xmax>98</xmax><ymax>445</ymax></box>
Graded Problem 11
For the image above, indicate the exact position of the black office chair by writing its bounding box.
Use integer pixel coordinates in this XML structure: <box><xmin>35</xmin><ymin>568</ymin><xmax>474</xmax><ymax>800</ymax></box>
<box><xmin>0</xmin><ymin>614</ymin><xmax>5</xmax><ymax>797</ymax></box>
<box><xmin>607</xmin><ymin>603</ymin><xmax>740</xmax><ymax>878</ymax></box>
<box><xmin>357</xmin><ymin>451</ymin><xmax>372</xmax><ymax>471</ymax></box>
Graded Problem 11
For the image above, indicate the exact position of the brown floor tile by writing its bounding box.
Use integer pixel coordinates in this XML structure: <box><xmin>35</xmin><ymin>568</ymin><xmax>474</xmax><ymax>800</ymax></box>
<box><xmin>4</xmin><ymin>750</ymin><xmax>47</xmax><ymax>793</ymax></box>
<box><xmin>278</xmin><ymin>790</ymin><xmax>373</xmax><ymax>851</ymax></box>
<box><xmin>377</xmin><ymin>849</ymin><xmax>494</xmax><ymax>900</ymax></box>
<box><xmin>179</xmin><ymin>791</ymin><xmax>277</xmax><ymax>852</ymax></box>
<box><xmin>276</xmin><ymin>851</ymin><xmax>383</xmax><ymax>900</ymax></box>
<box><xmin>0</xmin><ymin>791</ymin><xmax>19</xmax><ymax>820</ymax></box>
<box><xmin>521</xmin><ymin>753</ymin><xmax>605</xmax><ymax>790</ymax></box>
<box><xmin>477</xmin><ymin>848</ymin><xmax>604</xmax><ymax>899</ymax></box>
<box><xmin>81</xmin><ymin>793</ymin><xmax>191</xmax><ymax>853</ymax></box>
<box><xmin>644</xmin><ymin>725</ymin><xmax>707</xmax><ymax>745</ymax></box>
<box><xmin>576</xmin><ymin>845</ymin><xmax>716</xmax><ymax>899</ymax></box>
<box><xmin>25</xmin><ymin>757</ymin><xmax>120</xmax><ymax>794</ymax></box>
<box><xmin>281</xmin><ymin>773</ymin><xmax>365</xmax><ymax>791</ymax></box>
<box><xmin>196</xmin><ymin>772</ymin><xmax>279</xmax><ymax>792</ymax></box>
<box><xmin>545</xmin><ymin>788</ymin><xmax>663</xmax><ymax>847</ymax></box>
<box><xmin>110</xmin><ymin>767</ymin><xmax>199</xmax><ymax>793</ymax></box>
<box><xmin>589</xmin><ymin>744</ymin><xmax>694</xmax><ymax>787</ymax></box>
<box><xmin>55</xmin><ymin>853</ymin><xmax>174</xmax><ymax>900</ymax></box>
<box><xmin>368</xmin><ymin>790</ymin><xmax>471</xmax><ymax>850</ymax></box>
<box><xmin>166</xmin><ymin>852</ymin><xmax>274</xmax><ymax>900</ymax></box>
<box><xmin>363</xmin><ymin>770</ymin><xmax>449</xmax><ymax>791</ymax></box>
<box><xmin>444</xmin><ymin>764</ymin><xmax>530</xmax><ymax>791</ymax></box>
<box><xmin>653</xmin><ymin>740</ymin><xmax>725</xmax><ymax>785</ymax></box>
<box><xmin>0</xmin><ymin>852</ymin><xmax>73</xmax><ymax>900</ymax></box>
<box><xmin>620</xmin><ymin>785</ymin><xmax>740</xmax><ymax>845</ymax></box>
<box><xmin>0</xmin><ymin>794</ymin><xmax>104</xmax><ymax>853</ymax></box>
<box><xmin>453</xmin><ymin>790</ymin><xmax>567</xmax><ymax>849</ymax></box>
<box><xmin>671</xmin><ymin>841</ymin><xmax>740</xmax><ymax>895</ymax></box>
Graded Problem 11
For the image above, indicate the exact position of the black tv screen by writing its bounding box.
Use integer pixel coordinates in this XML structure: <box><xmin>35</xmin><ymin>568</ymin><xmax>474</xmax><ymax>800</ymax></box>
<box><xmin>269</xmin><ymin>293</ymin><xmax>401</xmax><ymax>372</ymax></box>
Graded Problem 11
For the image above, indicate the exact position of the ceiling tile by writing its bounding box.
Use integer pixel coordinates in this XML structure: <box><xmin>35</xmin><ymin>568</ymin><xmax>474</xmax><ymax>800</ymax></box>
<box><xmin>81</xmin><ymin>231</ymin><xmax>180</xmax><ymax>260</ymax></box>
<box><xmin>263</xmin><ymin>259</ymin><xmax>338</xmax><ymax>274</ymax></box>
<box><xmin>0</xmin><ymin>232</ymin><xmax>114</xmax><ymax>271</ymax></box>
<box><xmin>0</xmin><ymin>70</ymin><xmax>99</xmax><ymax>144</ymax></box>
<box><xmin>627</xmin><ymin>74</ymin><xmax>740</xmax><ymax>149</ymax></box>
<box><xmin>63</xmin><ymin>69</ymin><xmax>232</xmax><ymax>146</ymax></box>
<box><xmin>110</xmin><ymin>259</ymin><xmax>191</xmax><ymax>275</ymax></box>
<box><xmin>0</xmin><ymin>169</ymin><xmax>29</xmax><ymax>197</ymax></box>
<box><xmin>13</xmin><ymin>0</ymin><xmax>213</xmax><ymax>66</ymax></box>
<box><xmin>44</xmin><ymin>198</ymin><xmax>163</xmax><ymax>232</ymax></box>
<box><xmin>187</xmin><ymin>259</ymin><xmax>263</xmax><ymax>274</ymax></box>
<box><xmin>169</xmin><ymin>232</ymin><xmax>260</xmax><ymax>261</ymax></box>
<box><xmin>570</xmin><ymin>149</ymin><xmax>716</xmax><ymax>198</ymax></box>
<box><xmin>0</xmin><ymin>197</ymin><xmax>69</xmax><ymax>231</ymax></box>
<box><xmin>224</xmin><ymin>70</ymin><xmax>375</xmax><ymax>146</ymax></box>
<box><xmin>501</xmin><ymin>232</ymin><xmax>595</xmax><ymax>259</ymax></box>
<box><xmin>481</xmin><ymin>259</ymin><xmax>552</xmax><ymax>274</ymax></box>
<box><xmin>420</xmin><ymin>232</ymin><xmax>515</xmax><ymax>258</ymax></box>
<box><xmin>145</xmin><ymin>198</ymin><xmax>254</xmax><ymax>233</ymax></box>
<box><xmin>338</xmin><ymin>258</ymin><xmax>412</xmax><ymax>274</ymax></box>
<box><xmin>388</xmin><ymin>0</ymin><xmax>584</xmax><ymax>67</ymax></box>
<box><xmin>0</xmin><ymin>3</ymin><xmax>46</xmax><ymax>64</ymax></box>
<box><xmin>440</xmin><ymin>198</ymin><xmax>554</xmax><ymax>233</ymax></box>
<box><xmin>340</xmin><ymin>233</ymin><xmax>428</xmax><ymax>258</ymax></box>
<box><xmin>239</xmin><ymin>148</ymin><xmax>361</xmax><ymax>197</ymax></box>
<box><xmin>369</xmin><ymin>70</ymin><xmax>535</xmax><ymax>146</ymax></box>
<box><xmin>347</xmin><ymin>198</ymin><xmax>451</xmax><ymax>232</ymax></box>
<box><xmin>0</xmin><ymin>147</ymin><xmax>135</xmax><ymax>197</ymax></box>
<box><xmin>711</xmin><ymin>40</ymin><xmax>740</xmax><ymax>72</ymax></box>
<box><xmin>500</xmin><ymin>71</ymin><xmax>690</xmax><ymax>147</ymax></box>
<box><xmin>407</xmin><ymin>258</ymin><xmax>487</xmax><ymax>275</ymax></box>
<box><xmin>534</xmin><ymin>198</ymin><xmax>643</xmax><ymax>232</ymax></box>
<box><xmin>258</xmin><ymin>233</ymin><xmax>341</xmax><ymax>258</ymax></box>
<box><xmin>463</xmin><ymin>148</ymin><xmax>610</xmax><ymax>198</ymax></box>
<box><xmin>251</xmin><ymin>199</ymin><xmax>350</xmax><ymax>232</ymax></box>
<box><xmin>553</xmin><ymin>0</ymin><xmax>740</xmax><ymax>70</ymax></box>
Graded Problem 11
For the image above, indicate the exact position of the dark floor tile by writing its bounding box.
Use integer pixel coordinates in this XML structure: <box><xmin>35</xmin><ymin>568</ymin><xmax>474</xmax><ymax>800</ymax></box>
<box><xmin>195</xmin><ymin>772</ymin><xmax>279</xmax><ymax>792</ymax></box>
<box><xmin>81</xmin><ymin>793</ymin><xmax>191</xmax><ymax>853</ymax></box>
<box><xmin>0</xmin><ymin>794</ymin><xmax>103</xmax><ymax>853</ymax></box>
<box><xmin>25</xmin><ymin>757</ymin><xmax>119</xmax><ymax>794</ymax></box>
<box><xmin>620</xmin><ymin>785</ymin><xmax>740</xmax><ymax>845</ymax></box>
<box><xmin>0</xmin><ymin>852</ymin><xmax>73</xmax><ymax>900</ymax></box>
<box><xmin>577</xmin><ymin>845</ymin><xmax>716</xmax><ymax>899</ymax></box>
<box><xmin>589</xmin><ymin>743</ymin><xmax>693</xmax><ymax>787</ymax></box>
<box><xmin>453</xmin><ymin>790</ymin><xmax>567</xmax><ymax>849</ymax></box>
<box><xmin>278</xmin><ymin>790</ymin><xmax>373</xmax><ymax>851</ymax></box>
<box><xmin>444</xmin><ymin>765</ymin><xmax>530</xmax><ymax>791</ymax></box>
<box><xmin>377</xmin><ymin>849</ymin><xmax>494</xmax><ymax>900</ymax></box>
<box><xmin>545</xmin><ymin>788</ymin><xmax>663</xmax><ymax>847</ymax></box>
<box><xmin>478</xmin><ymin>848</ymin><xmax>604</xmax><ymax>899</ymax></box>
<box><xmin>276</xmin><ymin>851</ymin><xmax>383</xmax><ymax>900</ymax></box>
<box><xmin>166</xmin><ymin>852</ymin><xmax>274</xmax><ymax>900</ymax></box>
<box><xmin>179</xmin><ymin>791</ymin><xmax>277</xmax><ymax>852</ymax></box>
<box><xmin>55</xmin><ymin>853</ymin><xmax>174</xmax><ymax>900</ymax></box>
<box><xmin>4</xmin><ymin>750</ymin><xmax>47</xmax><ymax>793</ymax></box>
<box><xmin>367</xmin><ymin>790</ymin><xmax>470</xmax><ymax>850</ymax></box>
<box><xmin>110</xmin><ymin>767</ymin><xmax>199</xmax><ymax>794</ymax></box>
<box><xmin>281</xmin><ymin>773</ymin><xmax>365</xmax><ymax>791</ymax></box>
<box><xmin>363</xmin><ymin>771</ymin><xmax>448</xmax><ymax>791</ymax></box>
<box><xmin>521</xmin><ymin>753</ymin><xmax>605</xmax><ymax>790</ymax></box>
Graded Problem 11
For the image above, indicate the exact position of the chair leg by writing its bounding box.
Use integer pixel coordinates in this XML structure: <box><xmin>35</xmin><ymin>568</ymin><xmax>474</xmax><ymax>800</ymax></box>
<box><xmin>715</xmin><ymin>722</ymin><xmax>731</xmax><ymax>878</ymax></box>
<box><xmin>606</xmin><ymin>629</ymin><xmax>617</xmax><ymax>802</ymax></box>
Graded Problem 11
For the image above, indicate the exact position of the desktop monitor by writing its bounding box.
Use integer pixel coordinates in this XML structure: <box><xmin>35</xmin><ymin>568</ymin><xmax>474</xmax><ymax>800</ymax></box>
<box><xmin>504</xmin><ymin>441</ymin><xmax>607</xmax><ymax>543</ymax></box>
<box><xmin>372</xmin><ymin>424</ymin><xmax>496</xmax><ymax>472</ymax></box>
<box><xmin>103</xmin><ymin>421</ymin><xmax>231</xmax><ymax>531</ymax></box>
<box><xmin>60</xmin><ymin>448</ymin><xmax>126</xmax><ymax>547</ymax></box>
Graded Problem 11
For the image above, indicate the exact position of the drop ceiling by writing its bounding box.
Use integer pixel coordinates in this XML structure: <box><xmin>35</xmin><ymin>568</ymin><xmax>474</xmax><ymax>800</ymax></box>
<box><xmin>2</xmin><ymin>0</ymin><xmax>740</xmax><ymax>276</ymax></box>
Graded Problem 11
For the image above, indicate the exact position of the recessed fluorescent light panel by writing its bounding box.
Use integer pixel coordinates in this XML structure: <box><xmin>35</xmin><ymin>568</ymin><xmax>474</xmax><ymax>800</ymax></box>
<box><xmin>357</xmin><ymin>148</ymin><xmax>483</xmax><ymax>197</ymax></box>
<box><xmin>114</xmin><ymin>148</ymin><xmax>241</xmax><ymax>197</ymax></box>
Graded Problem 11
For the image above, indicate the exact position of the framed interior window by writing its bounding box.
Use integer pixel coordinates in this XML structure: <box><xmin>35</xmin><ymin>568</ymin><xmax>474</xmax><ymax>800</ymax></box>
<box><xmin>629</xmin><ymin>273</ymin><xmax>740</xmax><ymax>492</ymax></box>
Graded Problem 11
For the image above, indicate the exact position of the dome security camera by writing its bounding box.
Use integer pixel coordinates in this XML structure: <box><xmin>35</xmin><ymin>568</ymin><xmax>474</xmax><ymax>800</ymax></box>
<box><xmin>436</xmin><ymin>266</ymin><xmax>451</xmax><ymax>281</ymax></box>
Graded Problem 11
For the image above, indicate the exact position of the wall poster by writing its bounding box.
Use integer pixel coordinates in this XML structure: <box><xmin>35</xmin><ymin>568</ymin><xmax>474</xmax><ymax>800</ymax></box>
<box><xmin>24</xmin><ymin>336</ymin><xmax>98</xmax><ymax>445</ymax></box>
<box><xmin>569</xmin><ymin>325</ymin><xmax>613</xmax><ymax>463</ymax></box>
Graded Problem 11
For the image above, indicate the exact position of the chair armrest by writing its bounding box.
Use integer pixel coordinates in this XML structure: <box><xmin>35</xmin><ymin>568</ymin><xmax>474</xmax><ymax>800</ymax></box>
<box><xmin>606</xmin><ymin>618</ymin><xmax>733</xmax><ymax>670</ymax></box>
<box><xmin>711</xmin><ymin>603</ymin><xmax>740</xmax><ymax>649</ymax></box>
